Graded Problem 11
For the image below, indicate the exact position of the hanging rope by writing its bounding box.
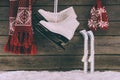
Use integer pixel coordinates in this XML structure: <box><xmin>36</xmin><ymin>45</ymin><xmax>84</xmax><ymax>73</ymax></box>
<box><xmin>54</xmin><ymin>0</ymin><xmax>58</xmax><ymax>22</ymax></box>
<box><xmin>54</xmin><ymin>0</ymin><xmax>58</xmax><ymax>13</ymax></box>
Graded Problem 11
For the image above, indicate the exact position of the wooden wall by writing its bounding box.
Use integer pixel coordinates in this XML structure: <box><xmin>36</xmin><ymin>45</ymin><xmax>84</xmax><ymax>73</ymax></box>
<box><xmin>0</xmin><ymin>0</ymin><xmax>120</xmax><ymax>71</ymax></box>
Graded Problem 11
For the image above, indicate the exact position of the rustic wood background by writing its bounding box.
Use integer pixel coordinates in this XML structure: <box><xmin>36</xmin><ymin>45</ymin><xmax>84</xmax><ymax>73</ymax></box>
<box><xmin>0</xmin><ymin>0</ymin><xmax>120</xmax><ymax>71</ymax></box>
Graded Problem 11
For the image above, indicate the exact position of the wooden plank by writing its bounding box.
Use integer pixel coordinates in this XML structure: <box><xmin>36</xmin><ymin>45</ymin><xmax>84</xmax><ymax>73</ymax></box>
<box><xmin>0</xmin><ymin>0</ymin><xmax>120</xmax><ymax>6</ymax></box>
<box><xmin>0</xmin><ymin>36</ymin><xmax>120</xmax><ymax>55</ymax></box>
<box><xmin>0</xmin><ymin>36</ymin><xmax>84</xmax><ymax>55</ymax></box>
<box><xmin>0</xmin><ymin>21</ymin><xmax>9</xmax><ymax>35</ymax></box>
<box><xmin>0</xmin><ymin>21</ymin><xmax>120</xmax><ymax>36</ymax></box>
<box><xmin>34</xmin><ymin>0</ymin><xmax>120</xmax><ymax>5</ymax></box>
<box><xmin>59</xmin><ymin>55</ymin><xmax>120</xmax><ymax>70</ymax></box>
<box><xmin>0</xmin><ymin>55</ymin><xmax>119</xmax><ymax>71</ymax></box>
<box><xmin>0</xmin><ymin>7</ymin><xmax>8</xmax><ymax>20</ymax></box>
<box><xmin>0</xmin><ymin>56</ymin><xmax>61</xmax><ymax>71</ymax></box>
<box><xmin>0</xmin><ymin>5</ymin><xmax>119</xmax><ymax>21</ymax></box>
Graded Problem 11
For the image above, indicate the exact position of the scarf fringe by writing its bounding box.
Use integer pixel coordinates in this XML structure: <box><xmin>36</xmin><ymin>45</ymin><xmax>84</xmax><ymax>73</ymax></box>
<box><xmin>4</xmin><ymin>36</ymin><xmax>12</xmax><ymax>52</ymax></box>
<box><xmin>5</xmin><ymin>30</ymin><xmax>37</xmax><ymax>55</ymax></box>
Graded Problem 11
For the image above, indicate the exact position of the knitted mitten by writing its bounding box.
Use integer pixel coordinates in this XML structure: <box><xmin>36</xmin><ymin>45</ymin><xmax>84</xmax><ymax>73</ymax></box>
<box><xmin>88</xmin><ymin>0</ymin><xmax>109</xmax><ymax>31</ymax></box>
<box><xmin>97</xmin><ymin>0</ymin><xmax>109</xmax><ymax>30</ymax></box>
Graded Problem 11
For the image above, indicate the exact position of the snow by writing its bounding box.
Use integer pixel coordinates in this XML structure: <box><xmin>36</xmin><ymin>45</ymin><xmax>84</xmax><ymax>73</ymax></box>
<box><xmin>0</xmin><ymin>70</ymin><xmax>120</xmax><ymax>80</ymax></box>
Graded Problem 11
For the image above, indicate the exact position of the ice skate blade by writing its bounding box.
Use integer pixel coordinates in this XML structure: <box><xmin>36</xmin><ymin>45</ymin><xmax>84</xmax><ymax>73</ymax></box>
<box><xmin>33</xmin><ymin>24</ymin><xmax>67</xmax><ymax>50</ymax></box>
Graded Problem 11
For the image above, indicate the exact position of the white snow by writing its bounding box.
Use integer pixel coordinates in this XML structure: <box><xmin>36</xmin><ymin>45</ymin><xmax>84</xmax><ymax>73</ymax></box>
<box><xmin>0</xmin><ymin>70</ymin><xmax>119</xmax><ymax>80</ymax></box>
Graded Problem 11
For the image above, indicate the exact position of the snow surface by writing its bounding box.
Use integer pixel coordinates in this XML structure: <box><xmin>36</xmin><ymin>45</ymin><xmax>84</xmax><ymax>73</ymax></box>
<box><xmin>0</xmin><ymin>70</ymin><xmax>120</xmax><ymax>80</ymax></box>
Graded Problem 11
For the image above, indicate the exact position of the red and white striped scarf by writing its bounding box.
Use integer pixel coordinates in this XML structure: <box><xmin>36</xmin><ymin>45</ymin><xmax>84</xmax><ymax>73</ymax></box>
<box><xmin>88</xmin><ymin>0</ymin><xmax>109</xmax><ymax>31</ymax></box>
<box><xmin>4</xmin><ymin>0</ymin><xmax>37</xmax><ymax>54</ymax></box>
